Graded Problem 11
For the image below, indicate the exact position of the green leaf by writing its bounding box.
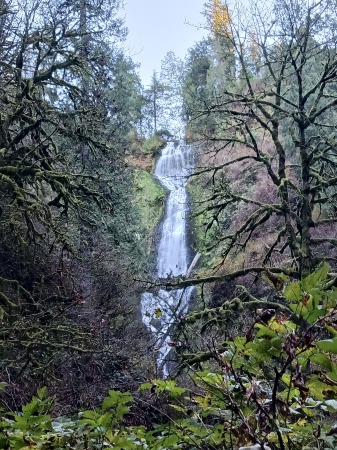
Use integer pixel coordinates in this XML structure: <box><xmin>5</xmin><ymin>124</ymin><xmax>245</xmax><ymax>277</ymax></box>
<box><xmin>139</xmin><ymin>382</ymin><xmax>152</xmax><ymax>391</ymax></box>
<box><xmin>161</xmin><ymin>380</ymin><xmax>187</xmax><ymax>398</ymax></box>
<box><xmin>140</xmin><ymin>380</ymin><xmax>187</xmax><ymax>398</ymax></box>
<box><xmin>102</xmin><ymin>390</ymin><xmax>133</xmax><ymax>410</ymax></box>
<box><xmin>301</xmin><ymin>407</ymin><xmax>315</xmax><ymax>417</ymax></box>
<box><xmin>252</xmin><ymin>338</ymin><xmax>272</xmax><ymax>356</ymax></box>
<box><xmin>302</xmin><ymin>262</ymin><xmax>330</xmax><ymax>292</ymax></box>
<box><xmin>282</xmin><ymin>373</ymin><xmax>291</xmax><ymax>385</ymax></box>
<box><xmin>21</xmin><ymin>397</ymin><xmax>39</xmax><ymax>417</ymax></box>
<box><xmin>80</xmin><ymin>410</ymin><xmax>100</xmax><ymax>422</ymax></box>
<box><xmin>255</xmin><ymin>323</ymin><xmax>277</xmax><ymax>338</ymax></box>
<box><xmin>284</xmin><ymin>263</ymin><xmax>330</xmax><ymax>304</ymax></box>
<box><xmin>307</xmin><ymin>376</ymin><xmax>337</xmax><ymax>400</ymax></box>
<box><xmin>270</xmin><ymin>336</ymin><xmax>282</xmax><ymax>349</ymax></box>
<box><xmin>326</xmin><ymin>371</ymin><xmax>337</xmax><ymax>381</ymax></box>
<box><xmin>304</xmin><ymin>304</ymin><xmax>325</xmax><ymax>324</ymax></box>
<box><xmin>310</xmin><ymin>353</ymin><xmax>332</xmax><ymax>370</ymax></box>
<box><xmin>37</xmin><ymin>387</ymin><xmax>48</xmax><ymax>400</ymax></box>
<box><xmin>325</xmin><ymin>399</ymin><xmax>337</xmax><ymax>410</ymax></box>
<box><xmin>169</xmin><ymin>404</ymin><xmax>186</xmax><ymax>413</ymax></box>
<box><xmin>326</xmin><ymin>325</ymin><xmax>337</xmax><ymax>337</ymax></box>
<box><xmin>97</xmin><ymin>412</ymin><xmax>114</xmax><ymax>428</ymax></box>
<box><xmin>284</xmin><ymin>280</ymin><xmax>302</xmax><ymax>302</ymax></box>
<box><xmin>317</xmin><ymin>338</ymin><xmax>337</xmax><ymax>354</ymax></box>
<box><xmin>157</xmin><ymin>433</ymin><xmax>180</xmax><ymax>447</ymax></box>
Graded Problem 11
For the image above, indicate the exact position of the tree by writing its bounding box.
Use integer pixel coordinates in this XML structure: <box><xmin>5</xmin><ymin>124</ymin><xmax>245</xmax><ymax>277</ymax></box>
<box><xmin>185</xmin><ymin>0</ymin><xmax>337</xmax><ymax>283</ymax></box>
<box><xmin>204</xmin><ymin>0</ymin><xmax>235</xmax><ymax>84</ymax></box>
<box><xmin>182</xmin><ymin>38</ymin><xmax>214</xmax><ymax>134</ymax></box>
<box><xmin>0</xmin><ymin>0</ymin><xmax>148</xmax><ymax>409</ymax></box>
<box><xmin>159</xmin><ymin>51</ymin><xmax>185</xmax><ymax>135</ymax></box>
<box><xmin>144</xmin><ymin>70</ymin><xmax>167</xmax><ymax>134</ymax></box>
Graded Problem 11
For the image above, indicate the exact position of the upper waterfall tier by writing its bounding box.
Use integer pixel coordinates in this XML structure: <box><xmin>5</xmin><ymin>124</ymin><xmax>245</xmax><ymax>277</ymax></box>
<box><xmin>154</xmin><ymin>142</ymin><xmax>194</xmax><ymax>277</ymax></box>
<box><xmin>155</xmin><ymin>143</ymin><xmax>194</xmax><ymax>190</ymax></box>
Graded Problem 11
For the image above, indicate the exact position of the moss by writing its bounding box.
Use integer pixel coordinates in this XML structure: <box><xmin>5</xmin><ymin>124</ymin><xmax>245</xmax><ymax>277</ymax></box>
<box><xmin>141</xmin><ymin>135</ymin><xmax>165</xmax><ymax>156</ymax></box>
<box><xmin>187</xmin><ymin>178</ymin><xmax>207</xmax><ymax>253</ymax></box>
<box><xmin>188</xmin><ymin>171</ymin><xmax>241</xmax><ymax>275</ymax></box>
<box><xmin>133</xmin><ymin>168</ymin><xmax>166</xmax><ymax>256</ymax></box>
<box><xmin>187</xmin><ymin>175</ymin><xmax>219</xmax><ymax>268</ymax></box>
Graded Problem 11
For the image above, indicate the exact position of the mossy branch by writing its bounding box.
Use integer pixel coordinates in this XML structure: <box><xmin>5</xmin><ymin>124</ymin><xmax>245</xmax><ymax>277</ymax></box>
<box><xmin>162</xmin><ymin>266</ymin><xmax>297</xmax><ymax>290</ymax></box>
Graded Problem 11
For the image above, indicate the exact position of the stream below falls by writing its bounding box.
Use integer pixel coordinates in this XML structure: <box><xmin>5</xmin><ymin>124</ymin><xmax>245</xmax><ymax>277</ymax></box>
<box><xmin>141</xmin><ymin>141</ymin><xmax>194</xmax><ymax>377</ymax></box>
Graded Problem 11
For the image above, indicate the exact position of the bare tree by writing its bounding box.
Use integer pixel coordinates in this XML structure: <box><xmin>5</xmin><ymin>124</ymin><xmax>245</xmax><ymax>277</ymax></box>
<box><xmin>186</xmin><ymin>0</ymin><xmax>337</xmax><ymax>283</ymax></box>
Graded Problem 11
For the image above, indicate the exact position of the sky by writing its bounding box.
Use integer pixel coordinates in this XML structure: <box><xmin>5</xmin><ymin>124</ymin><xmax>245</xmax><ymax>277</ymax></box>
<box><xmin>123</xmin><ymin>0</ymin><xmax>208</xmax><ymax>86</ymax></box>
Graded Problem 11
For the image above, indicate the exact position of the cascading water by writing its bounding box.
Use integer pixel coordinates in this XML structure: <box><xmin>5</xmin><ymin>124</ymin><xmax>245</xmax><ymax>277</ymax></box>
<box><xmin>141</xmin><ymin>141</ymin><xmax>194</xmax><ymax>377</ymax></box>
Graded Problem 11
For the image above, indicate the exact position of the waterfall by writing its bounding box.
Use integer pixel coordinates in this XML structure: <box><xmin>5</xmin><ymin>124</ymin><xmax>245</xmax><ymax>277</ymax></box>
<box><xmin>141</xmin><ymin>141</ymin><xmax>194</xmax><ymax>377</ymax></box>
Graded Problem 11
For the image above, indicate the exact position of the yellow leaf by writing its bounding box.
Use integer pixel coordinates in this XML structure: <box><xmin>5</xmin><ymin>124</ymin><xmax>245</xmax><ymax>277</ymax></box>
<box><xmin>208</xmin><ymin>0</ymin><xmax>232</xmax><ymax>37</ymax></box>
<box><xmin>296</xmin><ymin>418</ymin><xmax>307</xmax><ymax>427</ymax></box>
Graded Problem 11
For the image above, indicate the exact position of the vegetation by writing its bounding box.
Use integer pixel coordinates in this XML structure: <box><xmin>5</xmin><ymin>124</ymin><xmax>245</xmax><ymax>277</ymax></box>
<box><xmin>133</xmin><ymin>168</ymin><xmax>166</xmax><ymax>259</ymax></box>
<box><xmin>180</xmin><ymin>0</ymin><xmax>337</xmax><ymax>284</ymax></box>
<box><xmin>0</xmin><ymin>0</ymin><xmax>153</xmax><ymax>410</ymax></box>
<box><xmin>140</xmin><ymin>134</ymin><xmax>166</xmax><ymax>156</ymax></box>
<box><xmin>3</xmin><ymin>266</ymin><xmax>337</xmax><ymax>449</ymax></box>
<box><xmin>3</xmin><ymin>0</ymin><xmax>337</xmax><ymax>448</ymax></box>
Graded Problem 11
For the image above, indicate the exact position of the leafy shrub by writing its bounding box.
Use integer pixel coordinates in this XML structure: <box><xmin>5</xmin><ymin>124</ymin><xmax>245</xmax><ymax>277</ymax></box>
<box><xmin>154</xmin><ymin>129</ymin><xmax>173</xmax><ymax>139</ymax></box>
<box><xmin>141</xmin><ymin>135</ymin><xmax>166</xmax><ymax>156</ymax></box>
<box><xmin>3</xmin><ymin>264</ymin><xmax>337</xmax><ymax>449</ymax></box>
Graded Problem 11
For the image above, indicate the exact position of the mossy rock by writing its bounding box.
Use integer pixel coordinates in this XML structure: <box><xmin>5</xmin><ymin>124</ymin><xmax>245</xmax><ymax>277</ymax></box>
<box><xmin>141</xmin><ymin>135</ymin><xmax>166</xmax><ymax>156</ymax></box>
<box><xmin>133</xmin><ymin>168</ymin><xmax>166</xmax><ymax>256</ymax></box>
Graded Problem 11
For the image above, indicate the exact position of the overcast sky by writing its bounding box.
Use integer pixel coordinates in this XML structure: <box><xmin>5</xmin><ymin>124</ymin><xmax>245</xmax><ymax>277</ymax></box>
<box><xmin>123</xmin><ymin>0</ymin><xmax>208</xmax><ymax>86</ymax></box>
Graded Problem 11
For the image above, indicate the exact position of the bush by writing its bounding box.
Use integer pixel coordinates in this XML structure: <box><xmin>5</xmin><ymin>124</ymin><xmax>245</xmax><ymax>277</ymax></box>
<box><xmin>141</xmin><ymin>135</ymin><xmax>166</xmax><ymax>156</ymax></box>
<box><xmin>3</xmin><ymin>264</ymin><xmax>337</xmax><ymax>449</ymax></box>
